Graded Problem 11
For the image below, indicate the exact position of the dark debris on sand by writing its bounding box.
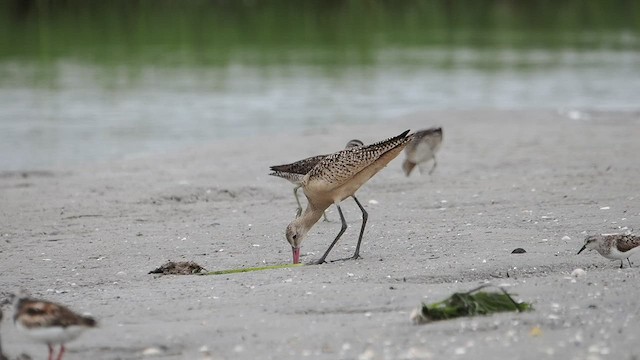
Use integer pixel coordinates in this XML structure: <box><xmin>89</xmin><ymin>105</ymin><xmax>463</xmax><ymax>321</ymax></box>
<box><xmin>149</xmin><ymin>261</ymin><xmax>206</xmax><ymax>275</ymax></box>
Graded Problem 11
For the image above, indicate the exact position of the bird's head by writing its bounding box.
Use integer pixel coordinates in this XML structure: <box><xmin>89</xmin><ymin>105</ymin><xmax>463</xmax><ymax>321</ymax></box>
<box><xmin>286</xmin><ymin>219</ymin><xmax>310</xmax><ymax>264</ymax></box>
<box><xmin>577</xmin><ymin>235</ymin><xmax>602</xmax><ymax>254</ymax></box>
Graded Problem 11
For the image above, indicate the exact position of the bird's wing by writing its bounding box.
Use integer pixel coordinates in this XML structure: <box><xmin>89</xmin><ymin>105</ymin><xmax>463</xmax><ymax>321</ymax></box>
<box><xmin>269</xmin><ymin>154</ymin><xmax>327</xmax><ymax>175</ymax></box>
<box><xmin>305</xmin><ymin>130</ymin><xmax>411</xmax><ymax>191</ymax></box>
<box><xmin>616</xmin><ymin>235</ymin><xmax>640</xmax><ymax>253</ymax></box>
<box><xmin>269</xmin><ymin>170</ymin><xmax>304</xmax><ymax>185</ymax></box>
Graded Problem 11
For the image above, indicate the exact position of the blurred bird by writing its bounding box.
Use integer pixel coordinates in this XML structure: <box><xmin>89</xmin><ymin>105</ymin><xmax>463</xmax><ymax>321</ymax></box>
<box><xmin>577</xmin><ymin>233</ymin><xmax>640</xmax><ymax>268</ymax></box>
<box><xmin>270</xmin><ymin>139</ymin><xmax>363</xmax><ymax>220</ymax></box>
<box><xmin>14</xmin><ymin>296</ymin><xmax>97</xmax><ymax>360</ymax></box>
<box><xmin>402</xmin><ymin>127</ymin><xmax>443</xmax><ymax>176</ymax></box>
<box><xmin>0</xmin><ymin>308</ymin><xmax>7</xmax><ymax>360</ymax></box>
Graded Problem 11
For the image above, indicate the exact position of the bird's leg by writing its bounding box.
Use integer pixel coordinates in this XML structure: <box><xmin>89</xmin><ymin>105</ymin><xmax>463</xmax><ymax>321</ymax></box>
<box><xmin>48</xmin><ymin>344</ymin><xmax>55</xmax><ymax>360</ymax></box>
<box><xmin>350</xmin><ymin>195</ymin><xmax>368</xmax><ymax>260</ymax></box>
<box><xmin>628</xmin><ymin>258</ymin><xmax>633</xmax><ymax>268</ymax></box>
<box><xmin>620</xmin><ymin>260</ymin><xmax>624</xmax><ymax>269</ymax></box>
<box><xmin>428</xmin><ymin>156</ymin><xmax>438</xmax><ymax>175</ymax></box>
<box><xmin>56</xmin><ymin>344</ymin><xmax>66</xmax><ymax>360</ymax></box>
<box><xmin>293</xmin><ymin>186</ymin><xmax>303</xmax><ymax>218</ymax></box>
<box><xmin>321</xmin><ymin>207</ymin><xmax>331</xmax><ymax>222</ymax></box>
<box><xmin>313</xmin><ymin>204</ymin><xmax>347</xmax><ymax>264</ymax></box>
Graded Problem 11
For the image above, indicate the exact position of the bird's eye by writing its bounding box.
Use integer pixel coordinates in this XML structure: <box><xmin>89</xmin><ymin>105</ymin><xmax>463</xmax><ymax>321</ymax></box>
<box><xmin>292</xmin><ymin>234</ymin><xmax>297</xmax><ymax>240</ymax></box>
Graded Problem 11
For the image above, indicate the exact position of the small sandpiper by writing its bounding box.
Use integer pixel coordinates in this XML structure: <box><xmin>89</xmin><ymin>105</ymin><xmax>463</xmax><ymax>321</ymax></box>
<box><xmin>14</xmin><ymin>297</ymin><xmax>97</xmax><ymax>360</ymax></box>
<box><xmin>577</xmin><ymin>233</ymin><xmax>640</xmax><ymax>268</ymax></box>
<box><xmin>402</xmin><ymin>127</ymin><xmax>443</xmax><ymax>176</ymax></box>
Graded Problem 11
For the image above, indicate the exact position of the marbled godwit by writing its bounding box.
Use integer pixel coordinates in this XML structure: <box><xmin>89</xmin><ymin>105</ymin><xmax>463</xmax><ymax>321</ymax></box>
<box><xmin>14</xmin><ymin>297</ymin><xmax>97</xmax><ymax>360</ymax></box>
<box><xmin>402</xmin><ymin>127</ymin><xmax>443</xmax><ymax>176</ymax></box>
<box><xmin>578</xmin><ymin>233</ymin><xmax>640</xmax><ymax>268</ymax></box>
<box><xmin>270</xmin><ymin>139</ymin><xmax>363</xmax><ymax>219</ymax></box>
<box><xmin>286</xmin><ymin>130</ymin><xmax>412</xmax><ymax>264</ymax></box>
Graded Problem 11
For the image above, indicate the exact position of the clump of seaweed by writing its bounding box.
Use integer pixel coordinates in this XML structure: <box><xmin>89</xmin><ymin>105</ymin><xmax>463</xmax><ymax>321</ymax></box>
<box><xmin>149</xmin><ymin>261</ymin><xmax>206</xmax><ymax>275</ymax></box>
<box><xmin>411</xmin><ymin>284</ymin><xmax>532</xmax><ymax>324</ymax></box>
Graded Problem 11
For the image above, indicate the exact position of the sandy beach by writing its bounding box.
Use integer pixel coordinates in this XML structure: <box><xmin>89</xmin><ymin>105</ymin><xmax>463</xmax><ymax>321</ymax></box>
<box><xmin>1</xmin><ymin>109</ymin><xmax>639</xmax><ymax>360</ymax></box>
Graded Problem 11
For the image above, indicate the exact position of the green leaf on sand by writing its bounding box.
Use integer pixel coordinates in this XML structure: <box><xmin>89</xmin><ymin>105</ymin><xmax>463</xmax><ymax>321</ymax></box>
<box><xmin>203</xmin><ymin>263</ymin><xmax>303</xmax><ymax>275</ymax></box>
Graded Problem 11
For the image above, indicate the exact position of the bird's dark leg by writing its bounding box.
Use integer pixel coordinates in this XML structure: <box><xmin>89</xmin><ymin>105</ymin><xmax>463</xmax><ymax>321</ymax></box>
<box><xmin>313</xmin><ymin>204</ymin><xmax>347</xmax><ymax>264</ymax></box>
<box><xmin>293</xmin><ymin>186</ymin><xmax>303</xmax><ymax>218</ymax></box>
<box><xmin>351</xmin><ymin>195</ymin><xmax>368</xmax><ymax>260</ymax></box>
<box><xmin>627</xmin><ymin>258</ymin><xmax>632</xmax><ymax>268</ymax></box>
<box><xmin>620</xmin><ymin>260</ymin><xmax>624</xmax><ymax>269</ymax></box>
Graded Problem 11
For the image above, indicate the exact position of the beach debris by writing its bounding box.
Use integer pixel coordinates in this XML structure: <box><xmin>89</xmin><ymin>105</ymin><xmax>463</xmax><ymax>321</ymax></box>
<box><xmin>142</xmin><ymin>346</ymin><xmax>165</xmax><ymax>356</ymax></box>
<box><xmin>149</xmin><ymin>261</ymin><xmax>206</xmax><ymax>275</ymax></box>
<box><xmin>511</xmin><ymin>248</ymin><xmax>526</xmax><ymax>254</ymax></box>
<box><xmin>571</xmin><ymin>268</ymin><xmax>586</xmax><ymax>277</ymax></box>
<box><xmin>529</xmin><ymin>326</ymin><xmax>543</xmax><ymax>337</ymax></box>
<box><xmin>410</xmin><ymin>285</ymin><xmax>532</xmax><ymax>324</ymax></box>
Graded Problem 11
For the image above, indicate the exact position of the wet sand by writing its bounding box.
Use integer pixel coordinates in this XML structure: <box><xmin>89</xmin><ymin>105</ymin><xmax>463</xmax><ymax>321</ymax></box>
<box><xmin>1</xmin><ymin>109</ymin><xmax>639</xmax><ymax>359</ymax></box>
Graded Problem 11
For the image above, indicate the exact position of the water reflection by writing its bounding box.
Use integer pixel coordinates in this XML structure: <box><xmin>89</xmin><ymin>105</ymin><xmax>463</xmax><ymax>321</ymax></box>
<box><xmin>0</xmin><ymin>1</ymin><xmax>639</xmax><ymax>170</ymax></box>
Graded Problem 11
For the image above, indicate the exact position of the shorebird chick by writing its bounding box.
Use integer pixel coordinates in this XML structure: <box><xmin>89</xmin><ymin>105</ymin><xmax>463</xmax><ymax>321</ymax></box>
<box><xmin>14</xmin><ymin>297</ymin><xmax>97</xmax><ymax>360</ymax></box>
<box><xmin>402</xmin><ymin>127</ymin><xmax>443</xmax><ymax>176</ymax></box>
<box><xmin>577</xmin><ymin>234</ymin><xmax>640</xmax><ymax>268</ymax></box>
<box><xmin>286</xmin><ymin>130</ymin><xmax>412</xmax><ymax>264</ymax></box>
<box><xmin>270</xmin><ymin>139</ymin><xmax>363</xmax><ymax>219</ymax></box>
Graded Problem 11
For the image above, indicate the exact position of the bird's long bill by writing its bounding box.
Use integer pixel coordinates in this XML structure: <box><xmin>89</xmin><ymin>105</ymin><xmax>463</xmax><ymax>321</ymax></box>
<box><xmin>577</xmin><ymin>244</ymin><xmax>587</xmax><ymax>255</ymax></box>
<box><xmin>292</xmin><ymin>247</ymin><xmax>301</xmax><ymax>264</ymax></box>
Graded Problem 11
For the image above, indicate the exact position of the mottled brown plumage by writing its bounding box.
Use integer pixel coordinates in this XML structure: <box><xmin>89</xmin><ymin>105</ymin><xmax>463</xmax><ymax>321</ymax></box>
<box><xmin>286</xmin><ymin>130</ymin><xmax>412</xmax><ymax>264</ymax></box>
<box><xmin>270</xmin><ymin>154</ymin><xmax>328</xmax><ymax>177</ymax></box>
<box><xmin>15</xmin><ymin>299</ymin><xmax>96</xmax><ymax>329</ymax></box>
<box><xmin>270</xmin><ymin>139</ymin><xmax>363</xmax><ymax>218</ymax></box>
<box><xmin>616</xmin><ymin>234</ymin><xmax>640</xmax><ymax>252</ymax></box>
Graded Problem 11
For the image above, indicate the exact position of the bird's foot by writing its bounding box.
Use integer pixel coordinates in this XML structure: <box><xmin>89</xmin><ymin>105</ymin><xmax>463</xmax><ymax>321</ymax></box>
<box><xmin>308</xmin><ymin>259</ymin><xmax>327</xmax><ymax>265</ymax></box>
<box><xmin>295</xmin><ymin>207</ymin><xmax>302</xmax><ymax>218</ymax></box>
<box><xmin>331</xmin><ymin>255</ymin><xmax>362</xmax><ymax>262</ymax></box>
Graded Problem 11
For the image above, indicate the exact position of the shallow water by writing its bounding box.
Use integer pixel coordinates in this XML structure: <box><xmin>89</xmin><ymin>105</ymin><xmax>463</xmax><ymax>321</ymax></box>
<box><xmin>1</xmin><ymin>1</ymin><xmax>639</xmax><ymax>170</ymax></box>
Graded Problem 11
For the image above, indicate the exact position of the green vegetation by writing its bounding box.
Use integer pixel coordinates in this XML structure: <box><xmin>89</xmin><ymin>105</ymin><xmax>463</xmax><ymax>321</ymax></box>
<box><xmin>412</xmin><ymin>285</ymin><xmax>532</xmax><ymax>324</ymax></box>
<box><xmin>1</xmin><ymin>0</ymin><xmax>638</xmax><ymax>69</ymax></box>
<box><xmin>204</xmin><ymin>263</ymin><xmax>302</xmax><ymax>275</ymax></box>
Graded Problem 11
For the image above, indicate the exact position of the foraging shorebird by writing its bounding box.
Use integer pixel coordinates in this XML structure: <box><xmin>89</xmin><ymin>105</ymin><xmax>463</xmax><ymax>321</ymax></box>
<box><xmin>286</xmin><ymin>130</ymin><xmax>412</xmax><ymax>264</ymax></box>
<box><xmin>402</xmin><ymin>127</ymin><xmax>443</xmax><ymax>176</ymax></box>
<box><xmin>270</xmin><ymin>139</ymin><xmax>363</xmax><ymax>219</ymax></box>
<box><xmin>14</xmin><ymin>297</ymin><xmax>97</xmax><ymax>360</ymax></box>
<box><xmin>577</xmin><ymin>234</ymin><xmax>640</xmax><ymax>268</ymax></box>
